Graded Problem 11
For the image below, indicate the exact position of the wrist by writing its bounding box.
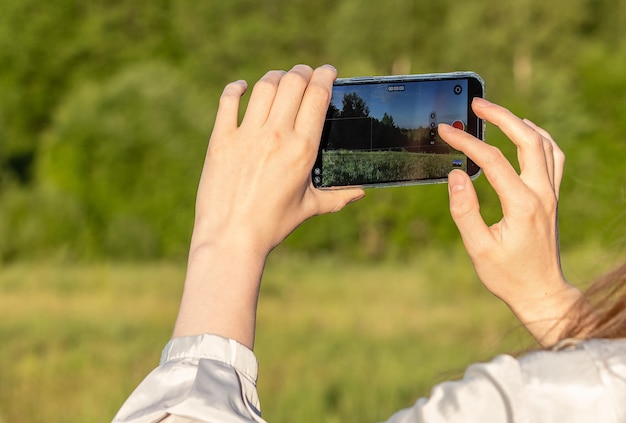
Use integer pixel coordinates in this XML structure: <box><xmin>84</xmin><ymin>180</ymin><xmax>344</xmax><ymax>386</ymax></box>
<box><xmin>509</xmin><ymin>279</ymin><xmax>583</xmax><ymax>347</ymax></box>
<box><xmin>172</xmin><ymin>237</ymin><xmax>268</xmax><ymax>349</ymax></box>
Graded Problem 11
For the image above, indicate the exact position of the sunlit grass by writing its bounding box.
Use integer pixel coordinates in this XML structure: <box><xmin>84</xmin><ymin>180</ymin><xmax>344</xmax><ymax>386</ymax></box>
<box><xmin>0</xmin><ymin>263</ymin><xmax>182</xmax><ymax>423</ymax></box>
<box><xmin>0</xmin><ymin>245</ymin><xmax>622</xmax><ymax>422</ymax></box>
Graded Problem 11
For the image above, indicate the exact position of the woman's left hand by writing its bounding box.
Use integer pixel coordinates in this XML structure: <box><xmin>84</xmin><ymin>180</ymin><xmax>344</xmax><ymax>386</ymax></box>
<box><xmin>192</xmin><ymin>64</ymin><xmax>364</xmax><ymax>259</ymax></box>
<box><xmin>439</xmin><ymin>98</ymin><xmax>581</xmax><ymax>346</ymax></box>
<box><xmin>174</xmin><ymin>65</ymin><xmax>364</xmax><ymax>348</ymax></box>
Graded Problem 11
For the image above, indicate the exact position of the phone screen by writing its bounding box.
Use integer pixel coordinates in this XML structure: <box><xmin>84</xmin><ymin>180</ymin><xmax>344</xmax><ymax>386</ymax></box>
<box><xmin>312</xmin><ymin>72</ymin><xmax>484</xmax><ymax>188</ymax></box>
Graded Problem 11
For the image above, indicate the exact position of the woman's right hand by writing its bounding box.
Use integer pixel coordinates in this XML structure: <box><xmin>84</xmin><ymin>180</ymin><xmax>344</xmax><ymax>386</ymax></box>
<box><xmin>438</xmin><ymin>98</ymin><xmax>582</xmax><ymax>347</ymax></box>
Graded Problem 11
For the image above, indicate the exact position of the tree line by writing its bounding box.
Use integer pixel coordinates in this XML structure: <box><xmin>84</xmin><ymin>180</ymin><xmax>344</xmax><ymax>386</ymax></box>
<box><xmin>0</xmin><ymin>0</ymin><xmax>624</xmax><ymax>261</ymax></box>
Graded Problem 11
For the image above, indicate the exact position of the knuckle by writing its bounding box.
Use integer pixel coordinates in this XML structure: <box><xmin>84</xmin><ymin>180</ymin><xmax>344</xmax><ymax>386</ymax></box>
<box><xmin>546</xmin><ymin>198</ymin><xmax>558</xmax><ymax>215</ymax></box>
<box><xmin>253</xmin><ymin>77</ymin><xmax>279</xmax><ymax>96</ymax></box>
<box><xmin>449</xmin><ymin>193</ymin><xmax>478</xmax><ymax>222</ymax></box>
<box><xmin>524</xmin><ymin>195</ymin><xmax>542</xmax><ymax>213</ymax></box>
<box><xmin>281</xmin><ymin>68</ymin><xmax>311</xmax><ymax>88</ymax></box>
<box><xmin>513</xmin><ymin>193</ymin><xmax>555</xmax><ymax>219</ymax></box>
<box><xmin>542</xmin><ymin>128</ymin><xmax>557</xmax><ymax>143</ymax></box>
<box><xmin>288</xmin><ymin>136</ymin><xmax>316</xmax><ymax>165</ymax></box>
<box><xmin>305</xmin><ymin>81</ymin><xmax>332</xmax><ymax>106</ymax></box>
<box><xmin>307</xmin><ymin>79</ymin><xmax>331</xmax><ymax>97</ymax></box>
<box><xmin>526</xmin><ymin>131</ymin><xmax>544</xmax><ymax>149</ymax></box>
<box><xmin>450</xmin><ymin>201</ymin><xmax>474</xmax><ymax>221</ymax></box>
<box><xmin>482</xmin><ymin>144</ymin><xmax>504</xmax><ymax>166</ymax></box>
<box><xmin>218</xmin><ymin>94</ymin><xmax>236</xmax><ymax>110</ymax></box>
<box><xmin>292</xmin><ymin>63</ymin><xmax>314</xmax><ymax>73</ymax></box>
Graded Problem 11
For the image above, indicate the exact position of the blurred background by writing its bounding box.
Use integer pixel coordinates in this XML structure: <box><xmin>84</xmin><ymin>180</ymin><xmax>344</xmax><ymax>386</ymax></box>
<box><xmin>0</xmin><ymin>1</ymin><xmax>625</xmax><ymax>422</ymax></box>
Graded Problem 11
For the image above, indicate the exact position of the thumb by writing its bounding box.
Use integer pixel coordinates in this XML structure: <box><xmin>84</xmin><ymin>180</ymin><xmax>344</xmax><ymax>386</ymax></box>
<box><xmin>448</xmin><ymin>170</ymin><xmax>489</xmax><ymax>247</ymax></box>
<box><xmin>313</xmin><ymin>187</ymin><xmax>365</xmax><ymax>215</ymax></box>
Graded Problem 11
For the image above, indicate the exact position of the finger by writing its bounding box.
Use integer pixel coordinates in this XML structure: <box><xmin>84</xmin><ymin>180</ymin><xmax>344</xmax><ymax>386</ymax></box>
<box><xmin>523</xmin><ymin>118</ymin><xmax>555</xmax><ymax>142</ymax></box>
<box><xmin>294</xmin><ymin>64</ymin><xmax>337</xmax><ymax>143</ymax></box>
<box><xmin>309</xmin><ymin>186</ymin><xmax>365</xmax><ymax>215</ymax></box>
<box><xmin>240</xmin><ymin>70</ymin><xmax>286</xmax><ymax>128</ymax></box>
<box><xmin>212</xmin><ymin>80</ymin><xmax>248</xmax><ymax>135</ymax></box>
<box><xmin>447</xmin><ymin>169</ymin><xmax>494</xmax><ymax>254</ymax></box>
<box><xmin>521</xmin><ymin>118</ymin><xmax>555</xmax><ymax>189</ymax></box>
<box><xmin>552</xmin><ymin>141</ymin><xmax>565</xmax><ymax>199</ymax></box>
<box><xmin>472</xmin><ymin>98</ymin><xmax>552</xmax><ymax>187</ymax></box>
<box><xmin>266</xmin><ymin>64</ymin><xmax>314</xmax><ymax>126</ymax></box>
<box><xmin>438</xmin><ymin>123</ymin><xmax>528</xmax><ymax>198</ymax></box>
<box><xmin>523</xmin><ymin>119</ymin><xmax>566</xmax><ymax>199</ymax></box>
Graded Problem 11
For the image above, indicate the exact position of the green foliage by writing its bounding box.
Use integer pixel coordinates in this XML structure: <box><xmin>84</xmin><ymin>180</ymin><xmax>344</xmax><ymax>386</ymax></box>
<box><xmin>0</xmin><ymin>0</ymin><xmax>181</xmax><ymax>180</ymax></box>
<box><xmin>37</xmin><ymin>62</ymin><xmax>212</xmax><ymax>259</ymax></box>
<box><xmin>559</xmin><ymin>41</ymin><xmax>626</xmax><ymax>248</ymax></box>
<box><xmin>0</xmin><ymin>0</ymin><xmax>625</xmax><ymax>260</ymax></box>
<box><xmin>0</xmin><ymin>185</ymin><xmax>92</xmax><ymax>261</ymax></box>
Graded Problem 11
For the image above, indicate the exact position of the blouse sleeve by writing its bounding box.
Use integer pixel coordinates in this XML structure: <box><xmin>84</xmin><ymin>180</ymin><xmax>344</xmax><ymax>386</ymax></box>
<box><xmin>112</xmin><ymin>334</ymin><xmax>267</xmax><ymax>423</ymax></box>
<box><xmin>380</xmin><ymin>338</ymin><xmax>626</xmax><ymax>423</ymax></box>
<box><xmin>380</xmin><ymin>354</ymin><xmax>529</xmax><ymax>423</ymax></box>
<box><xmin>112</xmin><ymin>334</ymin><xmax>527</xmax><ymax>423</ymax></box>
<box><xmin>113</xmin><ymin>335</ymin><xmax>625</xmax><ymax>423</ymax></box>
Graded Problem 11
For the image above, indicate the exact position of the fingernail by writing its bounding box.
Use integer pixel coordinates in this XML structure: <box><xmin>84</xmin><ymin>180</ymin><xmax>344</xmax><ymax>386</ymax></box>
<box><xmin>437</xmin><ymin>123</ymin><xmax>454</xmax><ymax>133</ymax></box>
<box><xmin>472</xmin><ymin>97</ymin><xmax>491</xmax><ymax>108</ymax></box>
<box><xmin>322</xmin><ymin>64</ymin><xmax>337</xmax><ymax>72</ymax></box>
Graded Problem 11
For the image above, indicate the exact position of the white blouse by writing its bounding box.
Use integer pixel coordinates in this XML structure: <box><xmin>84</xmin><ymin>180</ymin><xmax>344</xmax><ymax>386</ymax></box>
<box><xmin>112</xmin><ymin>334</ymin><xmax>626</xmax><ymax>422</ymax></box>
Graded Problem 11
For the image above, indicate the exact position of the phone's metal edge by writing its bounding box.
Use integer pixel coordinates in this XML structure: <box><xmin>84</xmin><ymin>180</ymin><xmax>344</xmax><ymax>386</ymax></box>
<box><xmin>334</xmin><ymin>71</ymin><xmax>486</xmax><ymax>89</ymax></box>
<box><xmin>319</xmin><ymin>169</ymin><xmax>482</xmax><ymax>191</ymax></box>
<box><xmin>317</xmin><ymin>71</ymin><xmax>486</xmax><ymax>190</ymax></box>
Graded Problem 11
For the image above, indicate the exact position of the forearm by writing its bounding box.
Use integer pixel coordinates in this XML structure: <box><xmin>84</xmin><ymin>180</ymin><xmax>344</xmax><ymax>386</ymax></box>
<box><xmin>172</xmin><ymin>240</ymin><xmax>267</xmax><ymax>350</ymax></box>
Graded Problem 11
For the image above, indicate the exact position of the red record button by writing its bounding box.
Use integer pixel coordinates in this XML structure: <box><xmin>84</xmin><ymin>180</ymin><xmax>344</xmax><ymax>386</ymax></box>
<box><xmin>452</xmin><ymin>120</ymin><xmax>465</xmax><ymax>130</ymax></box>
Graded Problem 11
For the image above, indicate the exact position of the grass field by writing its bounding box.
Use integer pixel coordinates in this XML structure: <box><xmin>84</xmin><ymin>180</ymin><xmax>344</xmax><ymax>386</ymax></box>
<box><xmin>0</xmin><ymin>245</ymin><xmax>622</xmax><ymax>422</ymax></box>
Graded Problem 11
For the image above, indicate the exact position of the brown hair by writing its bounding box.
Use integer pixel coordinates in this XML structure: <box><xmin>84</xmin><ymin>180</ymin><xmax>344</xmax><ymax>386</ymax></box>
<box><xmin>560</xmin><ymin>258</ymin><xmax>626</xmax><ymax>341</ymax></box>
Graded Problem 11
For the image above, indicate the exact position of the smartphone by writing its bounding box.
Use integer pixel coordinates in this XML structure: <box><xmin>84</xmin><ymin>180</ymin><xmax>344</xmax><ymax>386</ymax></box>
<box><xmin>312</xmin><ymin>72</ymin><xmax>485</xmax><ymax>188</ymax></box>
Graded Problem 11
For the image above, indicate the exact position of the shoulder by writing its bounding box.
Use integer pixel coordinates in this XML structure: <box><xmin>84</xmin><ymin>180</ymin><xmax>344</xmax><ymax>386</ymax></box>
<box><xmin>514</xmin><ymin>338</ymin><xmax>626</xmax><ymax>421</ymax></box>
<box><xmin>448</xmin><ymin>338</ymin><xmax>626</xmax><ymax>422</ymax></box>
<box><xmin>517</xmin><ymin>337</ymin><xmax>626</xmax><ymax>383</ymax></box>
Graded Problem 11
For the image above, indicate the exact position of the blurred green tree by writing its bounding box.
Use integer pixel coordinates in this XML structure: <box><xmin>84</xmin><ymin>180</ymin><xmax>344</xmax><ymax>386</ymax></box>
<box><xmin>0</xmin><ymin>0</ymin><xmax>624</xmax><ymax>260</ymax></box>
<box><xmin>37</xmin><ymin>62</ymin><xmax>212</xmax><ymax>259</ymax></box>
<box><xmin>0</xmin><ymin>0</ymin><xmax>181</xmax><ymax>186</ymax></box>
